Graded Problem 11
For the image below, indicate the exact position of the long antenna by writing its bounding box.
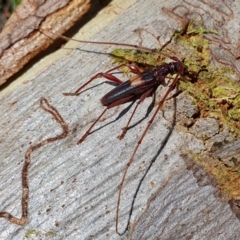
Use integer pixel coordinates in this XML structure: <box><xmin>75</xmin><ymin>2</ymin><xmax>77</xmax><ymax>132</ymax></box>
<box><xmin>39</xmin><ymin>29</ymin><xmax>173</xmax><ymax>59</ymax></box>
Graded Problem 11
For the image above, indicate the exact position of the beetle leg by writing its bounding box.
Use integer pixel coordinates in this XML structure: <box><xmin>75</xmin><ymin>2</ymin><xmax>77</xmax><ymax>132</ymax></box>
<box><xmin>77</xmin><ymin>95</ymin><xmax>134</xmax><ymax>144</ymax></box>
<box><xmin>63</xmin><ymin>64</ymin><xmax>141</xmax><ymax>96</ymax></box>
<box><xmin>118</xmin><ymin>88</ymin><xmax>154</xmax><ymax>140</ymax></box>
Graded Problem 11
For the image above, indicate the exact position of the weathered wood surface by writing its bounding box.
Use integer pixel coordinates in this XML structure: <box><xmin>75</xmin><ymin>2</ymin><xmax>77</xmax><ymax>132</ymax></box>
<box><xmin>1</xmin><ymin>0</ymin><xmax>240</xmax><ymax>239</ymax></box>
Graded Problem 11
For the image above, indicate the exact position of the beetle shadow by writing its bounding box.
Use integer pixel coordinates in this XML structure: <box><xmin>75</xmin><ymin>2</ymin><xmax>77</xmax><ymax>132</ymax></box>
<box><xmin>126</xmin><ymin>92</ymin><xmax>156</xmax><ymax>131</ymax></box>
<box><xmin>120</xmin><ymin>95</ymin><xmax>178</xmax><ymax>234</ymax></box>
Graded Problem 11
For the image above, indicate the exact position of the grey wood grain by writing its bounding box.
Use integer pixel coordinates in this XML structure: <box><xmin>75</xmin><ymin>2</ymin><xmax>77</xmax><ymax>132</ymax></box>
<box><xmin>0</xmin><ymin>0</ymin><xmax>240</xmax><ymax>239</ymax></box>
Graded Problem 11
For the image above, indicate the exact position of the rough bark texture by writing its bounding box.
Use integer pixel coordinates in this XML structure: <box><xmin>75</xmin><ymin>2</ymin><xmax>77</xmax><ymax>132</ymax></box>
<box><xmin>0</xmin><ymin>0</ymin><xmax>92</xmax><ymax>86</ymax></box>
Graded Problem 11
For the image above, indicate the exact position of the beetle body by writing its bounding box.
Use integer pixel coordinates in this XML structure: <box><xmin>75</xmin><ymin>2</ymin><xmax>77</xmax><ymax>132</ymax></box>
<box><xmin>101</xmin><ymin>61</ymin><xmax>184</xmax><ymax>106</ymax></box>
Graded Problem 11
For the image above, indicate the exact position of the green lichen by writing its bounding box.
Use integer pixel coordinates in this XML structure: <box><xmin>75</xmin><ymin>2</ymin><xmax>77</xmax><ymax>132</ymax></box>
<box><xmin>189</xmin><ymin>153</ymin><xmax>240</xmax><ymax>200</ymax></box>
<box><xmin>170</xmin><ymin>21</ymin><xmax>240</xmax><ymax>137</ymax></box>
<box><xmin>109</xmin><ymin>20</ymin><xmax>240</xmax><ymax>201</ymax></box>
<box><xmin>180</xmin><ymin>67</ymin><xmax>240</xmax><ymax>136</ymax></box>
<box><xmin>45</xmin><ymin>231</ymin><xmax>57</xmax><ymax>237</ymax></box>
<box><xmin>25</xmin><ymin>229</ymin><xmax>40</xmax><ymax>238</ymax></box>
<box><xmin>25</xmin><ymin>229</ymin><xmax>57</xmax><ymax>238</ymax></box>
<box><xmin>173</xmin><ymin>22</ymin><xmax>240</xmax><ymax>200</ymax></box>
<box><xmin>110</xmin><ymin>49</ymin><xmax>166</xmax><ymax>68</ymax></box>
